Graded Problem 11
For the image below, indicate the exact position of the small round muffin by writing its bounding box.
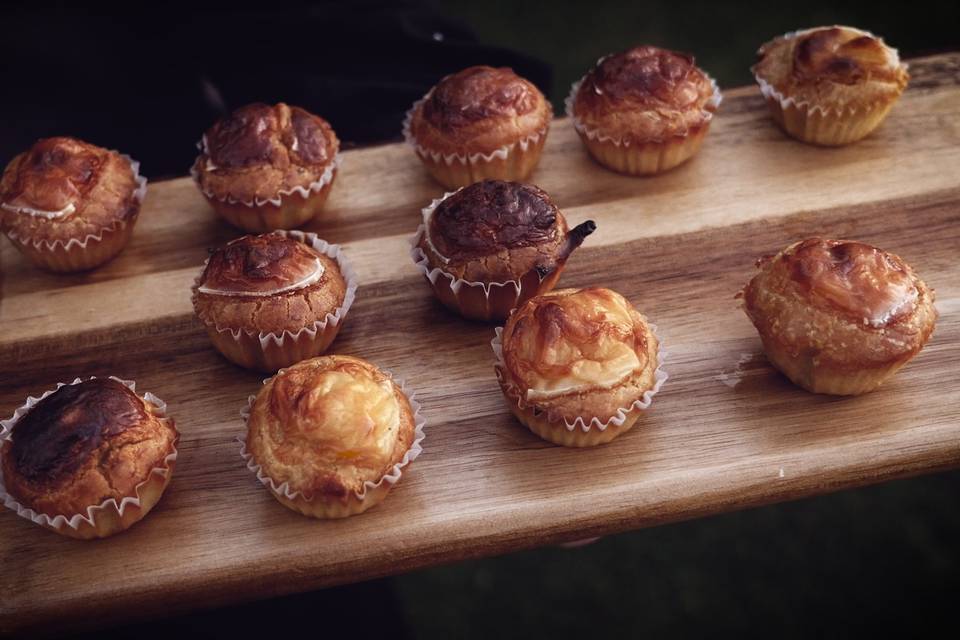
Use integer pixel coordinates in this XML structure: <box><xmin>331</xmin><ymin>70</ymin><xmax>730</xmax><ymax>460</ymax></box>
<box><xmin>192</xmin><ymin>230</ymin><xmax>356</xmax><ymax>372</ymax></box>
<box><xmin>567</xmin><ymin>46</ymin><xmax>721</xmax><ymax>175</ymax></box>
<box><xmin>411</xmin><ymin>179</ymin><xmax>596</xmax><ymax>322</ymax></box>
<box><xmin>0</xmin><ymin>137</ymin><xmax>147</xmax><ymax>272</ymax></box>
<box><xmin>752</xmin><ymin>26</ymin><xmax>909</xmax><ymax>146</ymax></box>
<box><xmin>242</xmin><ymin>355</ymin><xmax>423</xmax><ymax>518</ymax></box>
<box><xmin>404</xmin><ymin>66</ymin><xmax>552</xmax><ymax>189</ymax></box>
<box><xmin>192</xmin><ymin>102</ymin><xmax>340</xmax><ymax>232</ymax></box>
<box><xmin>0</xmin><ymin>377</ymin><xmax>178</xmax><ymax>539</ymax></box>
<box><xmin>740</xmin><ymin>238</ymin><xmax>937</xmax><ymax>395</ymax></box>
<box><xmin>494</xmin><ymin>287</ymin><xmax>665</xmax><ymax>447</ymax></box>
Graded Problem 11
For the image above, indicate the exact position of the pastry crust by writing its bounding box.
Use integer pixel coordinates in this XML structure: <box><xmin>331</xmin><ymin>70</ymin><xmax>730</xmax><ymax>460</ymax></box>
<box><xmin>1</xmin><ymin>378</ymin><xmax>177</xmax><ymax>524</ymax></box>
<box><xmin>497</xmin><ymin>288</ymin><xmax>661</xmax><ymax>446</ymax></box>
<box><xmin>246</xmin><ymin>355</ymin><xmax>416</xmax><ymax>516</ymax></box>
<box><xmin>753</xmin><ymin>26</ymin><xmax>908</xmax><ymax>111</ymax></box>
<box><xmin>572</xmin><ymin>46</ymin><xmax>718</xmax><ymax>144</ymax></box>
<box><xmin>740</xmin><ymin>238</ymin><xmax>937</xmax><ymax>394</ymax></box>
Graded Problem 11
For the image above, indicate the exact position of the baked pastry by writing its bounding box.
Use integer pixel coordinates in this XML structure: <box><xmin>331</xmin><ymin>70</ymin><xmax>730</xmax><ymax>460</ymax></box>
<box><xmin>192</xmin><ymin>230</ymin><xmax>356</xmax><ymax>372</ymax></box>
<box><xmin>241</xmin><ymin>355</ymin><xmax>424</xmax><ymax>518</ymax></box>
<box><xmin>0</xmin><ymin>137</ymin><xmax>146</xmax><ymax>272</ymax></box>
<box><xmin>739</xmin><ymin>238</ymin><xmax>937</xmax><ymax>395</ymax></box>
<box><xmin>0</xmin><ymin>377</ymin><xmax>178</xmax><ymax>539</ymax></box>
<box><xmin>752</xmin><ymin>26</ymin><xmax>909</xmax><ymax>145</ymax></box>
<box><xmin>192</xmin><ymin>102</ymin><xmax>340</xmax><ymax>232</ymax></box>
<box><xmin>403</xmin><ymin>66</ymin><xmax>552</xmax><ymax>189</ymax></box>
<box><xmin>567</xmin><ymin>46</ymin><xmax>721</xmax><ymax>175</ymax></box>
<box><xmin>494</xmin><ymin>287</ymin><xmax>666</xmax><ymax>447</ymax></box>
<box><xmin>411</xmin><ymin>179</ymin><xmax>595</xmax><ymax>322</ymax></box>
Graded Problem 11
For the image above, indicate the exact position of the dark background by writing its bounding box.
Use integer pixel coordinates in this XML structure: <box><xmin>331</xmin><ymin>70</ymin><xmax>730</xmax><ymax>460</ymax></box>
<box><xmin>3</xmin><ymin>1</ymin><xmax>958</xmax><ymax>637</ymax></box>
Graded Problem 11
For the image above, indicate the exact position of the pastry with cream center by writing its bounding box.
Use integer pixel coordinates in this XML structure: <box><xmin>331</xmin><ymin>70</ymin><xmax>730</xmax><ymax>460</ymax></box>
<box><xmin>740</xmin><ymin>238</ymin><xmax>936</xmax><ymax>395</ymax></box>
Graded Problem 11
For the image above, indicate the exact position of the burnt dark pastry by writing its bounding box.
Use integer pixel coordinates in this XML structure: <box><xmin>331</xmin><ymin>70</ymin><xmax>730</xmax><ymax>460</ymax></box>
<box><xmin>192</xmin><ymin>103</ymin><xmax>340</xmax><ymax>231</ymax></box>
<box><xmin>752</xmin><ymin>26</ymin><xmax>909</xmax><ymax>145</ymax></box>
<box><xmin>242</xmin><ymin>355</ymin><xmax>424</xmax><ymax>518</ymax></box>
<box><xmin>411</xmin><ymin>179</ymin><xmax>595</xmax><ymax>321</ymax></box>
<box><xmin>404</xmin><ymin>66</ymin><xmax>552</xmax><ymax>188</ymax></box>
<box><xmin>0</xmin><ymin>137</ymin><xmax>146</xmax><ymax>272</ymax></box>
<box><xmin>568</xmin><ymin>46</ymin><xmax>721</xmax><ymax>175</ymax></box>
<box><xmin>739</xmin><ymin>238</ymin><xmax>936</xmax><ymax>395</ymax></box>
<box><xmin>192</xmin><ymin>230</ymin><xmax>356</xmax><ymax>372</ymax></box>
<box><xmin>0</xmin><ymin>378</ymin><xmax>177</xmax><ymax>539</ymax></box>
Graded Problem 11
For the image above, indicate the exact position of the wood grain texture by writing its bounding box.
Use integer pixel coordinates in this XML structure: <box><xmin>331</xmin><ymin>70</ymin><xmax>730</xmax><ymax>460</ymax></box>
<box><xmin>1</xmin><ymin>53</ymin><xmax>958</xmax><ymax>634</ymax></box>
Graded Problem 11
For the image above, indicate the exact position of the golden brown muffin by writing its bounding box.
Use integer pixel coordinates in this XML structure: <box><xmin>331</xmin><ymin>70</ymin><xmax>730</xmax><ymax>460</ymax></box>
<box><xmin>0</xmin><ymin>137</ymin><xmax>146</xmax><ymax>272</ymax></box>
<box><xmin>242</xmin><ymin>355</ymin><xmax>423</xmax><ymax>518</ymax></box>
<box><xmin>0</xmin><ymin>378</ymin><xmax>178</xmax><ymax>539</ymax></box>
<box><xmin>411</xmin><ymin>179</ymin><xmax>595</xmax><ymax>322</ymax></box>
<box><xmin>495</xmin><ymin>287</ymin><xmax>666</xmax><ymax>447</ymax></box>
<box><xmin>568</xmin><ymin>46</ymin><xmax>721</xmax><ymax>175</ymax></box>
<box><xmin>739</xmin><ymin>238</ymin><xmax>936</xmax><ymax>395</ymax></box>
<box><xmin>192</xmin><ymin>102</ymin><xmax>340</xmax><ymax>231</ymax></box>
<box><xmin>192</xmin><ymin>230</ymin><xmax>356</xmax><ymax>372</ymax></box>
<box><xmin>404</xmin><ymin>66</ymin><xmax>552</xmax><ymax>188</ymax></box>
<box><xmin>752</xmin><ymin>26</ymin><xmax>909</xmax><ymax>145</ymax></box>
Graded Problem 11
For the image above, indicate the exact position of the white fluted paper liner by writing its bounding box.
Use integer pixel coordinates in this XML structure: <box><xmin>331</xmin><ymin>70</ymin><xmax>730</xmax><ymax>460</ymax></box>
<box><xmin>402</xmin><ymin>94</ymin><xmax>548</xmax><ymax>166</ymax></box>
<box><xmin>564</xmin><ymin>59</ymin><xmax>723</xmax><ymax>147</ymax></box>
<box><xmin>409</xmin><ymin>189</ymin><xmax>549</xmax><ymax>296</ymax></box>
<box><xmin>191</xmin><ymin>137</ymin><xmax>341</xmax><ymax>207</ymax></box>
<box><xmin>752</xmin><ymin>26</ymin><xmax>907</xmax><ymax>117</ymax></box>
<box><xmin>238</xmin><ymin>375</ymin><xmax>426</xmax><ymax>502</ymax></box>
<box><xmin>5</xmin><ymin>153</ymin><xmax>147</xmax><ymax>251</ymax></box>
<box><xmin>492</xmin><ymin>324</ymin><xmax>668</xmax><ymax>432</ymax></box>
<box><xmin>194</xmin><ymin>230</ymin><xmax>358</xmax><ymax>349</ymax></box>
<box><xmin>0</xmin><ymin>376</ymin><xmax>177</xmax><ymax>532</ymax></box>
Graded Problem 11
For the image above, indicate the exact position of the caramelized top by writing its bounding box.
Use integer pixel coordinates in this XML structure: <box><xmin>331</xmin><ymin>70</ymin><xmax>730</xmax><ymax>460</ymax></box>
<box><xmin>781</xmin><ymin>238</ymin><xmax>918</xmax><ymax>327</ymax></box>
<box><xmin>8</xmin><ymin>379</ymin><xmax>147</xmax><ymax>484</ymax></box>
<box><xmin>502</xmin><ymin>288</ymin><xmax>648</xmax><ymax>399</ymax></box>
<box><xmin>787</xmin><ymin>27</ymin><xmax>901</xmax><ymax>84</ymax></box>
<box><xmin>198</xmin><ymin>234</ymin><xmax>324</xmax><ymax>296</ymax></box>
<box><xmin>422</xmin><ymin>66</ymin><xmax>541</xmax><ymax>131</ymax></box>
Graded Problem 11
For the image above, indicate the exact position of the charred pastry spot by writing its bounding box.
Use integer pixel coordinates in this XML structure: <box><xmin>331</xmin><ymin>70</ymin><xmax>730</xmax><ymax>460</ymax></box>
<box><xmin>199</xmin><ymin>234</ymin><xmax>321</xmax><ymax>295</ymax></box>
<box><xmin>534</xmin><ymin>264</ymin><xmax>554</xmax><ymax>279</ymax></box>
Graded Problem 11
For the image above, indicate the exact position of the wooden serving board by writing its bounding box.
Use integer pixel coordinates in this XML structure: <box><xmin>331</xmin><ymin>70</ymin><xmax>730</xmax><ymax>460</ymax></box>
<box><xmin>1</xmin><ymin>53</ymin><xmax>959</xmax><ymax>634</ymax></box>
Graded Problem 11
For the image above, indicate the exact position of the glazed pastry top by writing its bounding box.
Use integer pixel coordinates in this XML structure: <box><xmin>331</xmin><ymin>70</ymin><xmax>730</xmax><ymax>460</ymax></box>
<box><xmin>197</xmin><ymin>233</ymin><xmax>324</xmax><ymax>296</ymax></box>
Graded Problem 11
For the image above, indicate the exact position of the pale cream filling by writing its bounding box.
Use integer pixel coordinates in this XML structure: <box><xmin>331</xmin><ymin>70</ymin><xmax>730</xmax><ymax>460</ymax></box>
<box><xmin>1</xmin><ymin>201</ymin><xmax>76</xmax><ymax>219</ymax></box>
<box><xmin>198</xmin><ymin>257</ymin><xmax>324</xmax><ymax>297</ymax></box>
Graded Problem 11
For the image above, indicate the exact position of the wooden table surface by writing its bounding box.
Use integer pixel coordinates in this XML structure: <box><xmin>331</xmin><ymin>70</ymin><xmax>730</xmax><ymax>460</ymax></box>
<box><xmin>1</xmin><ymin>53</ymin><xmax>958</xmax><ymax>634</ymax></box>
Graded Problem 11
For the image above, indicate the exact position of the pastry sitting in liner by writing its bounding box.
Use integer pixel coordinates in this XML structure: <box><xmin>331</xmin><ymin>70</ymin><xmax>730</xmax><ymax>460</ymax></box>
<box><xmin>0</xmin><ymin>377</ymin><xmax>178</xmax><ymax>539</ymax></box>
<box><xmin>739</xmin><ymin>238</ymin><xmax>936</xmax><ymax>395</ymax></box>
<box><xmin>192</xmin><ymin>102</ymin><xmax>340</xmax><ymax>232</ymax></box>
<box><xmin>192</xmin><ymin>231</ymin><xmax>357</xmax><ymax>372</ymax></box>
<box><xmin>241</xmin><ymin>355</ymin><xmax>425</xmax><ymax>519</ymax></box>
<box><xmin>494</xmin><ymin>287</ymin><xmax>667</xmax><ymax>447</ymax></box>
<box><xmin>752</xmin><ymin>26</ymin><xmax>909</xmax><ymax>146</ymax></box>
<box><xmin>567</xmin><ymin>45</ymin><xmax>721</xmax><ymax>175</ymax></box>
<box><xmin>0</xmin><ymin>137</ymin><xmax>147</xmax><ymax>272</ymax></box>
<box><xmin>404</xmin><ymin>65</ymin><xmax>552</xmax><ymax>189</ymax></box>
<box><xmin>411</xmin><ymin>179</ymin><xmax>595</xmax><ymax>322</ymax></box>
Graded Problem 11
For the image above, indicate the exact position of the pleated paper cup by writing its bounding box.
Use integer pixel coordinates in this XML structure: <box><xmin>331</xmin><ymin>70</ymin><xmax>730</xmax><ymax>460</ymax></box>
<box><xmin>492</xmin><ymin>326</ymin><xmax>668</xmax><ymax>447</ymax></box>
<box><xmin>3</xmin><ymin>154</ymin><xmax>147</xmax><ymax>272</ymax></box>
<box><xmin>193</xmin><ymin>230</ymin><xmax>358</xmax><ymax>372</ymax></box>
<box><xmin>0</xmin><ymin>377</ymin><xmax>178</xmax><ymax>539</ymax></box>
<box><xmin>239</xmin><ymin>374</ymin><xmax>426</xmax><ymax>518</ymax></box>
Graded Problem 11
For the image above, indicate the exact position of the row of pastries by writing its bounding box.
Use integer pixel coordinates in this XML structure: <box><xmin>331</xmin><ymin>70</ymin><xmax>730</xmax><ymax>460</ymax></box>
<box><xmin>0</xmin><ymin>26</ymin><xmax>937</xmax><ymax>539</ymax></box>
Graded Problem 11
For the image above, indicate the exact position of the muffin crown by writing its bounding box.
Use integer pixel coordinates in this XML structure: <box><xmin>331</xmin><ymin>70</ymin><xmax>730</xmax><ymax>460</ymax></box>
<box><xmin>0</xmin><ymin>137</ymin><xmax>106</xmax><ymax>216</ymax></box>
<box><xmin>790</xmin><ymin>28</ymin><xmax>901</xmax><ymax>84</ymax></box>
<box><xmin>422</xmin><ymin>66</ymin><xmax>541</xmax><ymax>131</ymax></box>
<box><xmin>198</xmin><ymin>233</ymin><xmax>324</xmax><ymax>296</ymax></box>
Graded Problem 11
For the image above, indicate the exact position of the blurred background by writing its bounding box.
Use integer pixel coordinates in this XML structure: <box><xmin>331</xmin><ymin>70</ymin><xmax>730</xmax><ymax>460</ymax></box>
<box><xmin>3</xmin><ymin>0</ymin><xmax>958</xmax><ymax>637</ymax></box>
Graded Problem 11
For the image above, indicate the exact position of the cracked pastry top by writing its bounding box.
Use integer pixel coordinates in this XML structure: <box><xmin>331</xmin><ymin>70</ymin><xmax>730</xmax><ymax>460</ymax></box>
<box><xmin>408</xmin><ymin>66</ymin><xmax>552</xmax><ymax>156</ymax></box>
<box><xmin>246</xmin><ymin>355</ymin><xmax>416</xmax><ymax>500</ymax></box>
<box><xmin>193</xmin><ymin>102</ymin><xmax>339</xmax><ymax>204</ymax></box>
<box><xmin>0</xmin><ymin>137</ymin><xmax>141</xmax><ymax>245</ymax></box>
<box><xmin>417</xmin><ymin>179</ymin><xmax>595</xmax><ymax>283</ymax></box>
<box><xmin>1</xmin><ymin>378</ymin><xmax>177</xmax><ymax>518</ymax></box>
<box><xmin>500</xmin><ymin>287</ymin><xmax>660</xmax><ymax>422</ymax></box>
<box><xmin>752</xmin><ymin>26</ymin><xmax>908</xmax><ymax>109</ymax></box>
<box><xmin>192</xmin><ymin>232</ymin><xmax>346</xmax><ymax>335</ymax></box>
<box><xmin>741</xmin><ymin>238</ymin><xmax>936</xmax><ymax>370</ymax></box>
<box><xmin>572</xmin><ymin>46</ymin><xmax>718</xmax><ymax>142</ymax></box>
